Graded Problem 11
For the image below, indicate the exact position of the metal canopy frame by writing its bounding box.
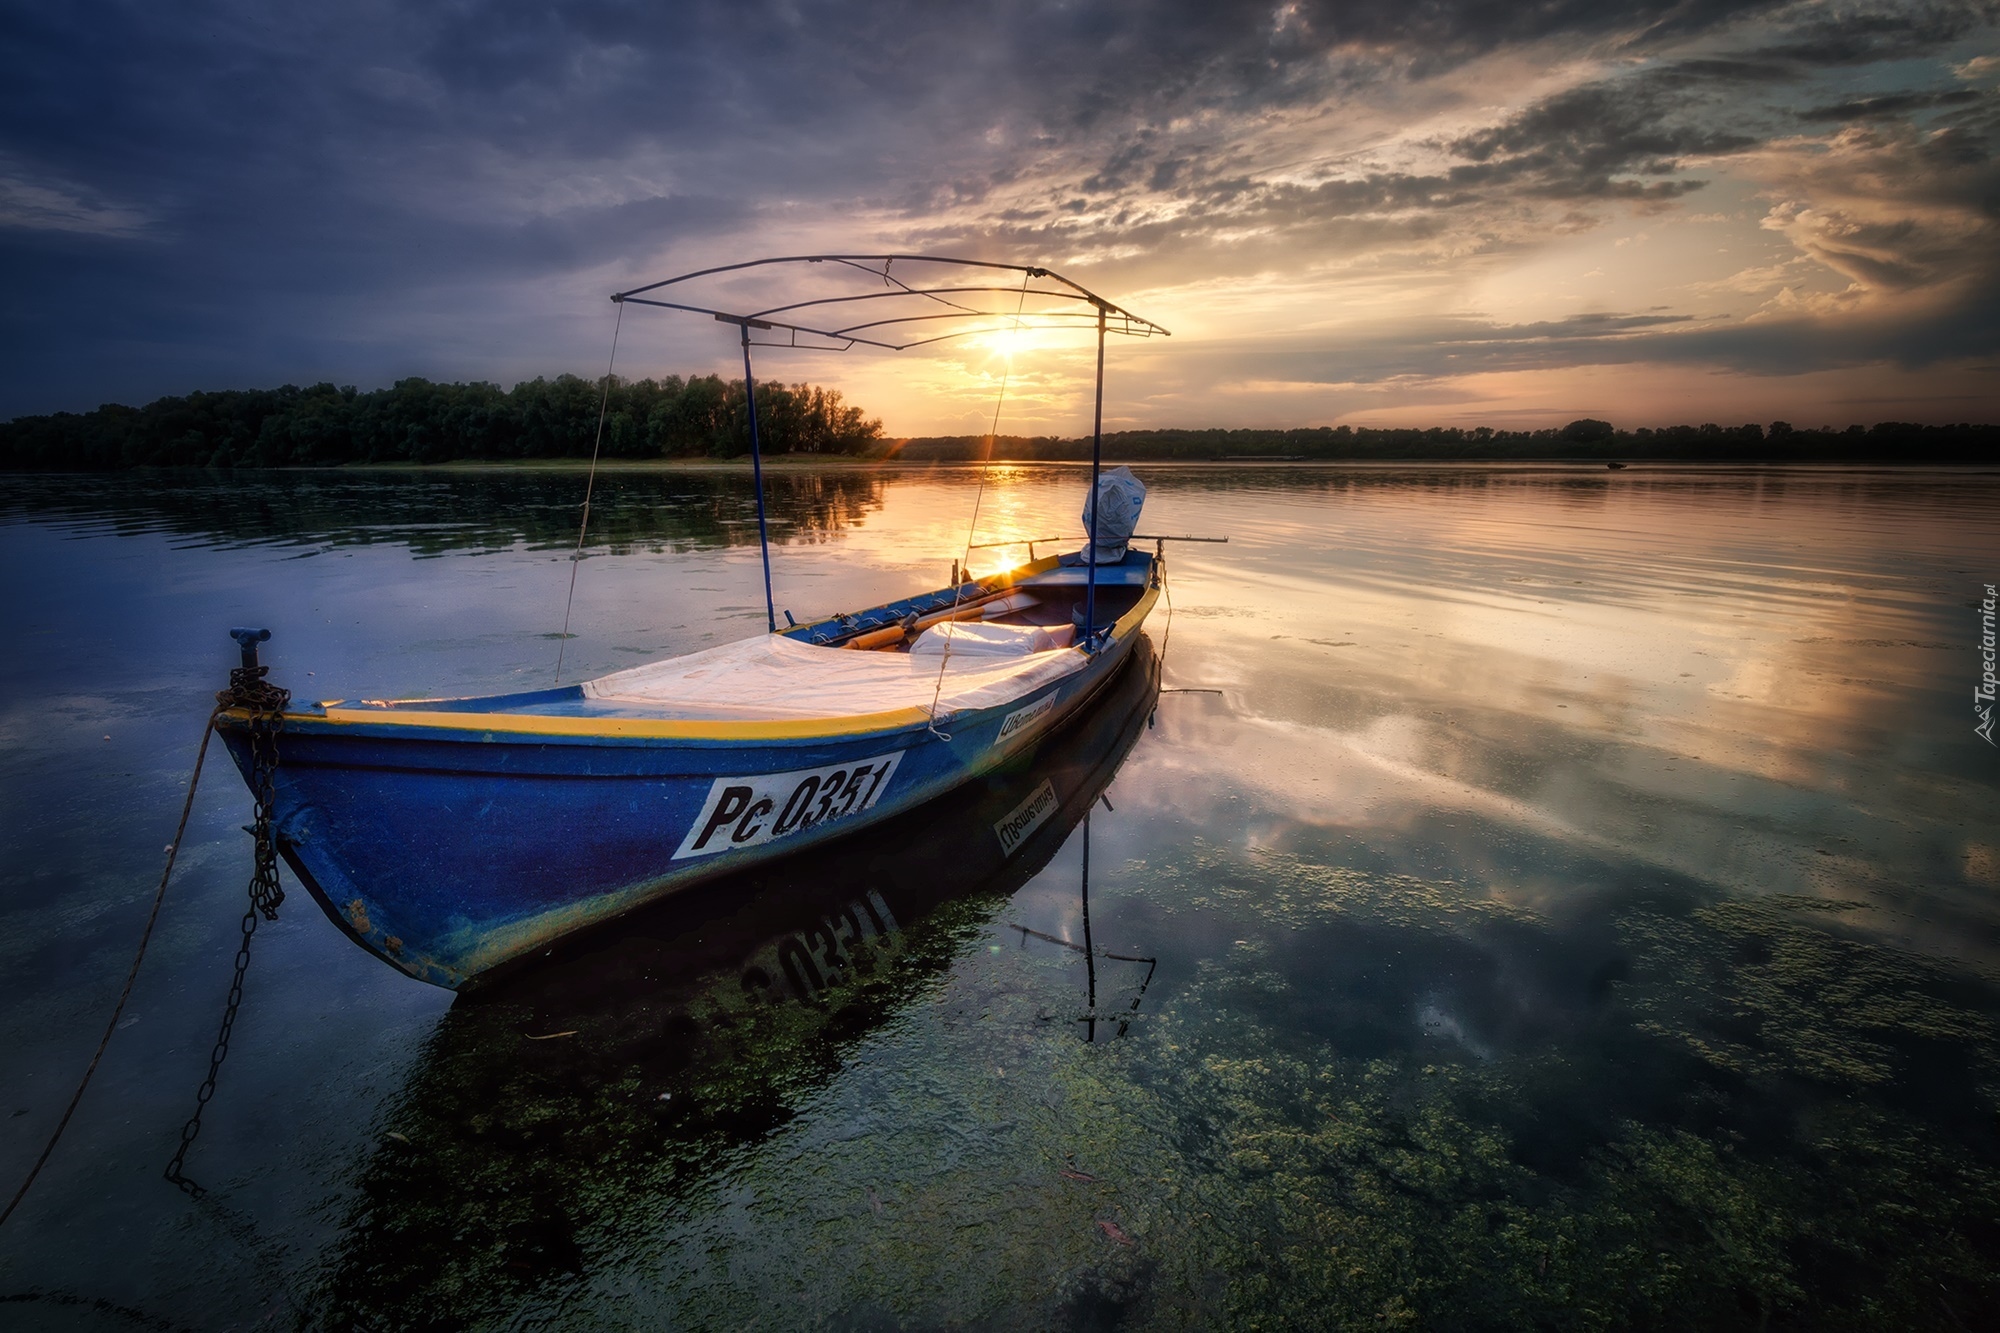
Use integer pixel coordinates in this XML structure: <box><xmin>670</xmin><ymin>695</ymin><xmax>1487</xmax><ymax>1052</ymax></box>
<box><xmin>612</xmin><ymin>253</ymin><xmax>1169</xmax><ymax>350</ymax></box>
<box><xmin>610</xmin><ymin>254</ymin><xmax>1170</xmax><ymax>645</ymax></box>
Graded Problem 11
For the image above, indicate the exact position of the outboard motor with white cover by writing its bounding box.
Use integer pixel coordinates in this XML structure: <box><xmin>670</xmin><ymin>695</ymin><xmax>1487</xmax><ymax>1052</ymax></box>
<box><xmin>1082</xmin><ymin>466</ymin><xmax>1146</xmax><ymax>563</ymax></box>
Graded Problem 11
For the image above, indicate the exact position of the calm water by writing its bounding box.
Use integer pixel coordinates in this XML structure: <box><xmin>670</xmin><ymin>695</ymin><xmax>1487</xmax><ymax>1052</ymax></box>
<box><xmin>2</xmin><ymin>464</ymin><xmax>1998</xmax><ymax>1331</ymax></box>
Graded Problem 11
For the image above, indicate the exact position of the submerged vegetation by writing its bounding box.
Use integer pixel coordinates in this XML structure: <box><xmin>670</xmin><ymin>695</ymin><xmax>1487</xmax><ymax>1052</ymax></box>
<box><xmin>312</xmin><ymin>825</ymin><xmax>2000</xmax><ymax>1330</ymax></box>
<box><xmin>1146</xmin><ymin>909</ymin><xmax>2000</xmax><ymax>1329</ymax></box>
<box><xmin>3</xmin><ymin>378</ymin><xmax>1994</xmax><ymax>470</ymax></box>
<box><xmin>1129</xmin><ymin>860</ymin><xmax>2000</xmax><ymax>1330</ymax></box>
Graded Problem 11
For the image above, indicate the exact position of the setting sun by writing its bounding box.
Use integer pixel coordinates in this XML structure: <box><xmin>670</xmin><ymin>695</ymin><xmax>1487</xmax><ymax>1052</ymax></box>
<box><xmin>972</xmin><ymin>324</ymin><xmax>1040</xmax><ymax>364</ymax></box>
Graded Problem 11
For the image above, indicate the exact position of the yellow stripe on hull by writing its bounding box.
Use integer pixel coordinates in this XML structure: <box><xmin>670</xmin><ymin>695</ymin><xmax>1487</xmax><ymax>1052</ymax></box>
<box><xmin>309</xmin><ymin>703</ymin><xmax>941</xmax><ymax>742</ymax></box>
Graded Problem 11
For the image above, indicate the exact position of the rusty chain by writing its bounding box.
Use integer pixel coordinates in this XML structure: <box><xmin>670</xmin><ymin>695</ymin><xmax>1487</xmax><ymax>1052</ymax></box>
<box><xmin>163</xmin><ymin>665</ymin><xmax>289</xmax><ymax>1198</ymax></box>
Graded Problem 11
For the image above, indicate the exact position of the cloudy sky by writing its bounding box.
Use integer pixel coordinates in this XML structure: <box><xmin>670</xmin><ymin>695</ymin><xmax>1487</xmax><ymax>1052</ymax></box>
<box><xmin>2</xmin><ymin>0</ymin><xmax>1996</xmax><ymax>433</ymax></box>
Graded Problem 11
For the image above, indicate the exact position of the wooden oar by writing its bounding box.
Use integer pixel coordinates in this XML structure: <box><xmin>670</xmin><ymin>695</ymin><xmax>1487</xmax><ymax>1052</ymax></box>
<box><xmin>843</xmin><ymin>587</ymin><xmax>1017</xmax><ymax>650</ymax></box>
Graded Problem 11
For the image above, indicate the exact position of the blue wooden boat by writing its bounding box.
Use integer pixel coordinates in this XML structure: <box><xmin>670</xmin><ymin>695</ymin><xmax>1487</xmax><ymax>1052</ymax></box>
<box><xmin>216</xmin><ymin>256</ymin><xmax>1174</xmax><ymax>989</ymax></box>
<box><xmin>218</xmin><ymin>549</ymin><xmax>1159</xmax><ymax>988</ymax></box>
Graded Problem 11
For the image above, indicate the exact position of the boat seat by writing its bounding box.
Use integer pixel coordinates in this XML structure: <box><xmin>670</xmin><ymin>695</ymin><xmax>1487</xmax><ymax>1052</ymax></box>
<box><xmin>1018</xmin><ymin>551</ymin><xmax>1152</xmax><ymax>586</ymax></box>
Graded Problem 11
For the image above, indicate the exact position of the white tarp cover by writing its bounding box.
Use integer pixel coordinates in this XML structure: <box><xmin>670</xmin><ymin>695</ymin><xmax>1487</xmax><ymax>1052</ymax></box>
<box><xmin>582</xmin><ymin>632</ymin><xmax>1085</xmax><ymax>721</ymax></box>
<box><xmin>1081</xmin><ymin>466</ymin><xmax>1146</xmax><ymax>563</ymax></box>
<box><xmin>910</xmin><ymin>620</ymin><xmax>1075</xmax><ymax>656</ymax></box>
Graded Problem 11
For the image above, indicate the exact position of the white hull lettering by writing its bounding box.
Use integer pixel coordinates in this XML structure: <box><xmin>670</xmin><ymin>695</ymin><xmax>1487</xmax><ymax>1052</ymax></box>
<box><xmin>675</xmin><ymin>751</ymin><xmax>905</xmax><ymax>860</ymax></box>
<box><xmin>996</xmin><ymin>691</ymin><xmax>1058</xmax><ymax>743</ymax></box>
<box><xmin>994</xmin><ymin>778</ymin><xmax>1059</xmax><ymax>856</ymax></box>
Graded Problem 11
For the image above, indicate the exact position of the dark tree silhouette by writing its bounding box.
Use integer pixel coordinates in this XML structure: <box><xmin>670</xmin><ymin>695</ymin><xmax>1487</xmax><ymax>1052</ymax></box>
<box><xmin>4</xmin><ymin>382</ymin><xmax>1994</xmax><ymax>469</ymax></box>
<box><xmin>0</xmin><ymin>375</ymin><xmax>884</xmax><ymax>470</ymax></box>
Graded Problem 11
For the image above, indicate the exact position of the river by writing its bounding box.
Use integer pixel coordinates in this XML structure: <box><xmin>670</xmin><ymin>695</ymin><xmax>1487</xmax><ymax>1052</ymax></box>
<box><xmin>2</xmin><ymin>463</ymin><xmax>1997</xmax><ymax>1329</ymax></box>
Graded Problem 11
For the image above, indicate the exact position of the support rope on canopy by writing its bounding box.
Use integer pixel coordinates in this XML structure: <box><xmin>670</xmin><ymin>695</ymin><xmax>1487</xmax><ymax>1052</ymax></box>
<box><xmin>554</xmin><ymin>298</ymin><xmax>624</xmax><ymax>684</ymax></box>
<box><xmin>924</xmin><ymin>267</ymin><xmax>1035</xmax><ymax>739</ymax></box>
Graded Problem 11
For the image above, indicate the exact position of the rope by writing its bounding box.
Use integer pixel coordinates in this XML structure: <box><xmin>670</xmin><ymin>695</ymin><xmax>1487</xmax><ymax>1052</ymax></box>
<box><xmin>924</xmin><ymin>270</ymin><xmax>1034</xmax><ymax>739</ymax></box>
<box><xmin>0</xmin><ymin>660</ymin><xmax>288</xmax><ymax>1228</ymax></box>
<box><xmin>554</xmin><ymin>299</ymin><xmax>625</xmax><ymax>684</ymax></box>
<box><xmin>0</xmin><ymin>710</ymin><xmax>219</xmax><ymax>1229</ymax></box>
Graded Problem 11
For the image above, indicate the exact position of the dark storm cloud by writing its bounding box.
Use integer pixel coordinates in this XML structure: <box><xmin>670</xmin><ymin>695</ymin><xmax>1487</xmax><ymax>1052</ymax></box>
<box><xmin>1749</xmin><ymin>0</ymin><xmax>1999</xmax><ymax>64</ymax></box>
<box><xmin>1156</xmin><ymin>273</ymin><xmax>2000</xmax><ymax>388</ymax></box>
<box><xmin>946</xmin><ymin>13</ymin><xmax>1998</xmax><ymax>366</ymax></box>
<box><xmin>1798</xmin><ymin>89</ymin><xmax>1984</xmax><ymax>119</ymax></box>
<box><xmin>1651</xmin><ymin>57</ymin><xmax>1803</xmax><ymax>83</ymax></box>
<box><xmin>1445</xmin><ymin>80</ymin><xmax>1758</xmax><ymax>196</ymax></box>
<box><xmin>0</xmin><ymin>0</ymin><xmax>1994</xmax><ymax>416</ymax></box>
<box><xmin>921</xmin><ymin>64</ymin><xmax>1768</xmax><ymax>283</ymax></box>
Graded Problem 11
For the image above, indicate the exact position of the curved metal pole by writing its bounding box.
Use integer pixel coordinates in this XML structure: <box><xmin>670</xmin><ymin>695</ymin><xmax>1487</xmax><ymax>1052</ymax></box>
<box><xmin>740</xmin><ymin>325</ymin><xmax>777</xmax><ymax>634</ymax></box>
<box><xmin>613</xmin><ymin>255</ymin><xmax>1170</xmax><ymax>339</ymax></box>
<box><xmin>747</xmin><ymin>284</ymin><xmax>1075</xmax><ymax>322</ymax></box>
<box><xmin>1084</xmin><ymin>304</ymin><xmax>1106</xmax><ymax>650</ymax></box>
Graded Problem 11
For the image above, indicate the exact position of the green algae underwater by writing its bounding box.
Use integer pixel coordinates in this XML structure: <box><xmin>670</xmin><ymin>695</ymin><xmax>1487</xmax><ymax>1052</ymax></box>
<box><xmin>320</xmin><ymin>847</ymin><xmax>2000</xmax><ymax>1330</ymax></box>
<box><xmin>3</xmin><ymin>464</ymin><xmax>1999</xmax><ymax>1330</ymax></box>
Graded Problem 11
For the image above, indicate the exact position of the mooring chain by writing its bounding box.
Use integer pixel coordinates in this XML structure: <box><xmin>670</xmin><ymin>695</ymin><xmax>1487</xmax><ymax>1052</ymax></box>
<box><xmin>163</xmin><ymin>665</ymin><xmax>289</xmax><ymax>1198</ymax></box>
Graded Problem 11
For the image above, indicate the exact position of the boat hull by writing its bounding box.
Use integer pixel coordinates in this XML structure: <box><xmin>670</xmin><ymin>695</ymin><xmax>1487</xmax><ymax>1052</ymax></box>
<box><xmin>220</xmin><ymin>596</ymin><xmax>1156</xmax><ymax>988</ymax></box>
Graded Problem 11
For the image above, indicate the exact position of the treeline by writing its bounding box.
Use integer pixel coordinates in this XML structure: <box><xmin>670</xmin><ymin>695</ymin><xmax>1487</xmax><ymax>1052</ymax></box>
<box><xmin>0</xmin><ymin>374</ymin><xmax>883</xmax><ymax>469</ymax></box>
<box><xmin>894</xmin><ymin>419</ymin><xmax>2000</xmax><ymax>463</ymax></box>
<box><xmin>7</xmin><ymin>387</ymin><xmax>1996</xmax><ymax>469</ymax></box>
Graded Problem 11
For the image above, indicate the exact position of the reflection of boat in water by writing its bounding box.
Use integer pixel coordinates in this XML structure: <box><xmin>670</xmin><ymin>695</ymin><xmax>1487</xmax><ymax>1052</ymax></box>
<box><xmin>316</xmin><ymin>635</ymin><xmax>1159</xmax><ymax>1327</ymax></box>
<box><xmin>216</xmin><ymin>257</ymin><xmax>1170</xmax><ymax>989</ymax></box>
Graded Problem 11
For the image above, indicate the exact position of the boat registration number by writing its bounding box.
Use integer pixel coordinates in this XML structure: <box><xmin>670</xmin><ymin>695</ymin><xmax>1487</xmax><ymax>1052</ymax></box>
<box><xmin>674</xmin><ymin>751</ymin><xmax>906</xmax><ymax>860</ymax></box>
